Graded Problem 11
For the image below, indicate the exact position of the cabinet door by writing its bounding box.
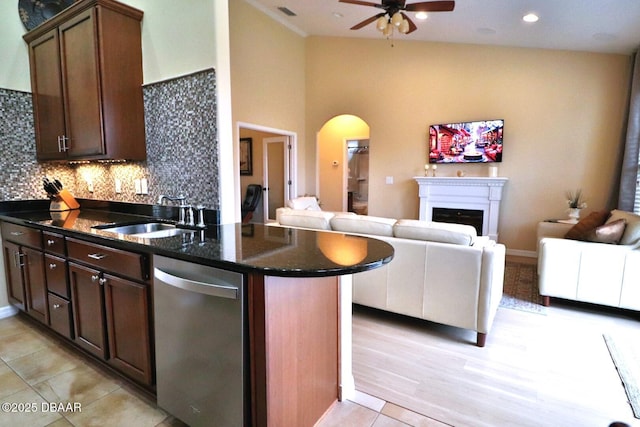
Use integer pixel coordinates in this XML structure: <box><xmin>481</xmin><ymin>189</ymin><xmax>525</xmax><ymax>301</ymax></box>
<box><xmin>27</xmin><ymin>28</ymin><xmax>66</xmax><ymax>160</ymax></box>
<box><xmin>49</xmin><ymin>292</ymin><xmax>74</xmax><ymax>340</ymax></box>
<box><xmin>70</xmin><ymin>262</ymin><xmax>107</xmax><ymax>359</ymax></box>
<box><xmin>103</xmin><ymin>273</ymin><xmax>152</xmax><ymax>385</ymax></box>
<box><xmin>58</xmin><ymin>8</ymin><xmax>104</xmax><ymax>158</ymax></box>
<box><xmin>23</xmin><ymin>247</ymin><xmax>48</xmax><ymax>325</ymax></box>
<box><xmin>45</xmin><ymin>254</ymin><xmax>69</xmax><ymax>299</ymax></box>
<box><xmin>2</xmin><ymin>241</ymin><xmax>26</xmax><ymax>311</ymax></box>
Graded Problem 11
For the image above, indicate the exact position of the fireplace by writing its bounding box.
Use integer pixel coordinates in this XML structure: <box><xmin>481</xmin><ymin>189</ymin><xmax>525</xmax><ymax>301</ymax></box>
<box><xmin>433</xmin><ymin>207</ymin><xmax>484</xmax><ymax>235</ymax></box>
<box><xmin>414</xmin><ymin>176</ymin><xmax>508</xmax><ymax>241</ymax></box>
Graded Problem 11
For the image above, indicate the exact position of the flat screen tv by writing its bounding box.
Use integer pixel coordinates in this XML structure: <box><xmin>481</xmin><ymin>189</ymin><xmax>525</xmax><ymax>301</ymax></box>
<box><xmin>428</xmin><ymin>119</ymin><xmax>503</xmax><ymax>163</ymax></box>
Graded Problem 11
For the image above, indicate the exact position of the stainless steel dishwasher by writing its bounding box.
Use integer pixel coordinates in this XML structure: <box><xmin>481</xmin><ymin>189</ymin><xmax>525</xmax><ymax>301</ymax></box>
<box><xmin>153</xmin><ymin>255</ymin><xmax>247</xmax><ymax>427</ymax></box>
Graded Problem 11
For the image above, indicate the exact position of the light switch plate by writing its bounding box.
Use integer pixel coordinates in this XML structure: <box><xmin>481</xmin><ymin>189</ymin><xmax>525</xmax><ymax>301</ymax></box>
<box><xmin>385</xmin><ymin>176</ymin><xmax>394</xmax><ymax>184</ymax></box>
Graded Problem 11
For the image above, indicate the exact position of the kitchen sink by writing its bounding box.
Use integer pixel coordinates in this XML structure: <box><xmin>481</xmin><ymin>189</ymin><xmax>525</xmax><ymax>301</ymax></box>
<box><xmin>96</xmin><ymin>222</ymin><xmax>193</xmax><ymax>239</ymax></box>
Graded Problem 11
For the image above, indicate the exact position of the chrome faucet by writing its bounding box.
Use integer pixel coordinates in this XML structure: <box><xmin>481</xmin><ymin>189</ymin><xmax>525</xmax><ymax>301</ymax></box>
<box><xmin>157</xmin><ymin>194</ymin><xmax>188</xmax><ymax>224</ymax></box>
<box><xmin>157</xmin><ymin>194</ymin><xmax>186</xmax><ymax>206</ymax></box>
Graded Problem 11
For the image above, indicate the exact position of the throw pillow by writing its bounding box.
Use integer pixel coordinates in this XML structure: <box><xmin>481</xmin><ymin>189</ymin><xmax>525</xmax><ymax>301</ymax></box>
<box><xmin>606</xmin><ymin>209</ymin><xmax>640</xmax><ymax>246</ymax></box>
<box><xmin>564</xmin><ymin>210</ymin><xmax>610</xmax><ymax>240</ymax></box>
<box><xmin>585</xmin><ymin>218</ymin><xmax>627</xmax><ymax>244</ymax></box>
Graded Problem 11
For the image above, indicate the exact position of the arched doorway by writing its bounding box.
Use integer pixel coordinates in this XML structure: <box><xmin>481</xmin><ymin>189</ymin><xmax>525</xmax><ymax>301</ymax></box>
<box><xmin>317</xmin><ymin>115</ymin><xmax>370</xmax><ymax>213</ymax></box>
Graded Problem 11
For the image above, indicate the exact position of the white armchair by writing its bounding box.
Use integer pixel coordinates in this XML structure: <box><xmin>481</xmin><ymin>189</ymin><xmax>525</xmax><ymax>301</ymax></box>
<box><xmin>537</xmin><ymin>210</ymin><xmax>640</xmax><ymax>310</ymax></box>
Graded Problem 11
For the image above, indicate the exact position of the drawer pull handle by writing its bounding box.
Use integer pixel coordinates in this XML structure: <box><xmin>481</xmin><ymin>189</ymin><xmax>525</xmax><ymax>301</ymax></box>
<box><xmin>88</xmin><ymin>253</ymin><xmax>107</xmax><ymax>260</ymax></box>
<box><xmin>10</xmin><ymin>231</ymin><xmax>24</xmax><ymax>236</ymax></box>
<box><xmin>99</xmin><ymin>278</ymin><xmax>107</xmax><ymax>286</ymax></box>
<box><xmin>47</xmin><ymin>239</ymin><xmax>56</xmax><ymax>246</ymax></box>
<box><xmin>53</xmin><ymin>304</ymin><xmax>61</xmax><ymax>309</ymax></box>
<box><xmin>91</xmin><ymin>275</ymin><xmax>100</xmax><ymax>282</ymax></box>
<box><xmin>49</xmin><ymin>263</ymin><xmax>57</xmax><ymax>270</ymax></box>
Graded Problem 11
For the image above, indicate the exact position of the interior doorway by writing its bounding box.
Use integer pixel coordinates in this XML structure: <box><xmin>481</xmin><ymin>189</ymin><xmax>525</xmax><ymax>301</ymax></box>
<box><xmin>238</xmin><ymin>123</ymin><xmax>296</xmax><ymax>223</ymax></box>
<box><xmin>346</xmin><ymin>139</ymin><xmax>369</xmax><ymax>215</ymax></box>
<box><xmin>317</xmin><ymin>115</ymin><xmax>370</xmax><ymax>213</ymax></box>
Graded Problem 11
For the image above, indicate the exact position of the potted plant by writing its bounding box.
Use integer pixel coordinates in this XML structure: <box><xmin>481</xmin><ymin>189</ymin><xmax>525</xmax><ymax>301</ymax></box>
<box><xmin>566</xmin><ymin>189</ymin><xmax>587</xmax><ymax>222</ymax></box>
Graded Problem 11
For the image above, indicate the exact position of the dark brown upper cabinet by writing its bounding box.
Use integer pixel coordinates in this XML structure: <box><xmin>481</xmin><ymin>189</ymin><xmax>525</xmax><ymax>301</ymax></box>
<box><xmin>23</xmin><ymin>0</ymin><xmax>146</xmax><ymax>161</ymax></box>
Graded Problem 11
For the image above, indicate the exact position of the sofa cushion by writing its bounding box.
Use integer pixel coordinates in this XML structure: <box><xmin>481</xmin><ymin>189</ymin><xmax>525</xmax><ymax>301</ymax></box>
<box><xmin>278</xmin><ymin>210</ymin><xmax>334</xmax><ymax>230</ymax></box>
<box><xmin>287</xmin><ymin>196</ymin><xmax>321</xmax><ymax>211</ymax></box>
<box><xmin>330</xmin><ymin>214</ymin><xmax>396</xmax><ymax>236</ymax></box>
<box><xmin>585</xmin><ymin>218</ymin><xmax>627</xmax><ymax>244</ymax></box>
<box><xmin>393</xmin><ymin>219</ymin><xmax>477</xmax><ymax>245</ymax></box>
<box><xmin>564</xmin><ymin>210</ymin><xmax>610</xmax><ymax>241</ymax></box>
<box><xmin>606</xmin><ymin>210</ymin><xmax>640</xmax><ymax>246</ymax></box>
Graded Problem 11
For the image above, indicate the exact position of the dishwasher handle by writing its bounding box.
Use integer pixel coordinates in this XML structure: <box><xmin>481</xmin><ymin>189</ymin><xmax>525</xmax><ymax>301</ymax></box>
<box><xmin>154</xmin><ymin>267</ymin><xmax>239</xmax><ymax>300</ymax></box>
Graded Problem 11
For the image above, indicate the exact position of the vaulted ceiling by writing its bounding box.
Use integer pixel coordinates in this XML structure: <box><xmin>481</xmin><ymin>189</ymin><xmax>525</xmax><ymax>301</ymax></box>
<box><xmin>247</xmin><ymin>0</ymin><xmax>640</xmax><ymax>54</ymax></box>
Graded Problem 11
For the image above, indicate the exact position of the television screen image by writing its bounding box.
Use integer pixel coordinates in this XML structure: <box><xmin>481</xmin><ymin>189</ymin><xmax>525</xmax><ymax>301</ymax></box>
<box><xmin>429</xmin><ymin>119</ymin><xmax>504</xmax><ymax>164</ymax></box>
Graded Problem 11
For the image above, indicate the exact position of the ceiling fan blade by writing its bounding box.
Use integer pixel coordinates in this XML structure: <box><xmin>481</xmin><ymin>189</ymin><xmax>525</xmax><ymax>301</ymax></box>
<box><xmin>405</xmin><ymin>1</ymin><xmax>455</xmax><ymax>12</ymax></box>
<box><xmin>339</xmin><ymin>0</ymin><xmax>383</xmax><ymax>8</ymax></box>
<box><xmin>400</xmin><ymin>12</ymin><xmax>418</xmax><ymax>33</ymax></box>
<box><xmin>350</xmin><ymin>13</ymin><xmax>385</xmax><ymax>30</ymax></box>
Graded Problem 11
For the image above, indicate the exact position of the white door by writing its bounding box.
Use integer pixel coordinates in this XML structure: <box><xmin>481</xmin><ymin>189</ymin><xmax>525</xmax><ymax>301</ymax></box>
<box><xmin>263</xmin><ymin>136</ymin><xmax>293</xmax><ymax>221</ymax></box>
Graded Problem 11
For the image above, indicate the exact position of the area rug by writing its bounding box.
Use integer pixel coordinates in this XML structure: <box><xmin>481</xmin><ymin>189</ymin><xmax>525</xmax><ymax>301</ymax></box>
<box><xmin>500</xmin><ymin>261</ymin><xmax>547</xmax><ymax>314</ymax></box>
<box><xmin>604</xmin><ymin>334</ymin><xmax>640</xmax><ymax>419</ymax></box>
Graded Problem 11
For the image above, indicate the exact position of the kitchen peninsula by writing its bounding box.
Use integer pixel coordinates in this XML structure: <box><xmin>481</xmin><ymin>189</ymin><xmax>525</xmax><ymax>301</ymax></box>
<box><xmin>0</xmin><ymin>200</ymin><xmax>394</xmax><ymax>427</ymax></box>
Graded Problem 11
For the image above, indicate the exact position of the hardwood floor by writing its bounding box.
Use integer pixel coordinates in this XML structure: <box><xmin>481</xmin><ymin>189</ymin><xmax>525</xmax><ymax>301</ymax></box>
<box><xmin>350</xmin><ymin>299</ymin><xmax>640</xmax><ymax>427</ymax></box>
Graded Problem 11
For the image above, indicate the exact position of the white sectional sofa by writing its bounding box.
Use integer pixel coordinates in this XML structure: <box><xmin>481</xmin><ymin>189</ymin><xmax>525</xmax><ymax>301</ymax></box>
<box><xmin>537</xmin><ymin>209</ymin><xmax>640</xmax><ymax>311</ymax></box>
<box><xmin>275</xmin><ymin>207</ymin><xmax>506</xmax><ymax>347</ymax></box>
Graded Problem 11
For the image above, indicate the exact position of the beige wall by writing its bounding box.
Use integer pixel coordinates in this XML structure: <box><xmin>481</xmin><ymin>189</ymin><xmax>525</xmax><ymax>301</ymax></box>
<box><xmin>305</xmin><ymin>37</ymin><xmax>631</xmax><ymax>253</ymax></box>
<box><xmin>229</xmin><ymin>0</ymin><xmax>307</xmax><ymax>193</ymax></box>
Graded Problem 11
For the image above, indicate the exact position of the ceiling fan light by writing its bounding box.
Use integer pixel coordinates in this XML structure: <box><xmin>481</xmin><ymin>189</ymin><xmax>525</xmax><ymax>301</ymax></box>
<box><xmin>391</xmin><ymin>12</ymin><xmax>403</xmax><ymax>27</ymax></box>
<box><xmin>376</xmin><ymin>16</ymin><xmax>388</xmax><ymax>31</ymax></box>
<box><xmin>399</xmin><ymin>19</ymin><xmax>409</xmax><ymax>34</ymax></box>
<box><xmin>383</xmin><ymin>24</ymin><xmax>393</xmax><ymax>37</ymax></box>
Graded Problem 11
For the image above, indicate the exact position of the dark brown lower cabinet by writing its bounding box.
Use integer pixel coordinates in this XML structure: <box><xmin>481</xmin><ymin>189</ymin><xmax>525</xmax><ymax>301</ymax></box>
<box><xmin>104</xmin><ymin>273</ymin><xmax>152</xmax><ymax>386</ymax></box>
<box><xmin>69</xmin><ymin>262</ymin><xmax>153</xmax><ymax>386</ymax></box>
<box><xmin>2</xmin><ymin>241</ymin><xmax>48</xmax><ymax>324</ymax></box>
<box><xmin>70</xmin><ymin>262</ymin><xmax>108</xmax><ymax>359</ymax></box>
<box><xmin>48</xmin><ymin>293</ymin><xmax>74</xmax><ymax>339</ymax></box>
<box><xmin>23</xmin><ymin>247</ymin><xmax>48</xmax><ymax>325</ymax></box>
<box><xmin>3</xmin><ymin>241</ymin><xmax>27</xmax><ymax>311</ymax></box>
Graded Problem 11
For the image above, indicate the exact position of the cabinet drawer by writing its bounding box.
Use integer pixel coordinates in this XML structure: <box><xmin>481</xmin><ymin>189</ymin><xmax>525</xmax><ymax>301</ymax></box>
<box><xmin>48</xmin><ymin>293</ymin><xmax>73</xmax><ymax>340</ymax></box>
<box><xmin>45</xmin><ymin>254</ymin><xmax>69</xmax><ymax>299</ymax></box>
<box><xmin>66</xmin><ymin>238</ymin><xmax>148</xmax><ymax>281</ymax></box>
<box><xmin>1</xmin><ymin>223</ymin><xmax>42</xmax><ymax>249</ymax></box>
<box><xmin>43</xmin><ymin>232</ymin><xmax>66</xmax><ymax>256</ymax></box>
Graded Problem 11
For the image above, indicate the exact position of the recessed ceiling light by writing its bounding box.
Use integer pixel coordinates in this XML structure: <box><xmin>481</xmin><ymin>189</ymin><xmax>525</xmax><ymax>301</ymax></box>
<box><xmin>415</xmin><ymin>12</ymin><xmax>428</xmax><ymax>20</ymax></box>
<box><xmin>522</xmin><ymin>13</ymin><xmax>539</xmax><ymax>23</ymax></box>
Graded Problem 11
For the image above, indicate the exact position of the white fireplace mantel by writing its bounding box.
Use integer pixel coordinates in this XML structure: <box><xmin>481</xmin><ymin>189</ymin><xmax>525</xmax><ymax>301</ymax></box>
<box><xmin>414</xmin><ymin>176</ymin><xmax>508</xmax><ymax>241</ymax></box>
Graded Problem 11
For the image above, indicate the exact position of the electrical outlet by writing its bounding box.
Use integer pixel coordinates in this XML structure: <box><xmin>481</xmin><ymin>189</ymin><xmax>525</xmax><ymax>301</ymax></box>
<box><xmin>385</xmin><ymin>176</ymin><xmax>394</xmax><ymax>184</ymax></box>
<box><xmin>140</xmin><ymin>178</ymin><xmax>148</xmax><ymax>194</ymax></box>
<box><xmin>134</xmin><ymin>179</ymin><xmax>142</xmax><ymax>194</ymax></box>
<box><xmin>87</xmin><ymin>179</ymin><xmax>94</xmax><ymax>193</ymax></box>
<box><xmin>115</xmin><ymin>179</ymin><xmax>122</xmax><ymax>194</ymax></box>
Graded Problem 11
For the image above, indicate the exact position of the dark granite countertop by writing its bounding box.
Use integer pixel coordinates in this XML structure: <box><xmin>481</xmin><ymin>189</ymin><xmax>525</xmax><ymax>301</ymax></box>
<box><xmin>0</xmin><ymin>200</ymin><xmax>394</xmax><ymax>277</ymax></box>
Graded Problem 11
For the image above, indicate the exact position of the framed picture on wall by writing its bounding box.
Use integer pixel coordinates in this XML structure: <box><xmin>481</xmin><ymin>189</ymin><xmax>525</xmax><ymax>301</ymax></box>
<box><xmin>240</xmin><ymin>137</ymin><xmax>253</xmax><ymax>175</ymax></box>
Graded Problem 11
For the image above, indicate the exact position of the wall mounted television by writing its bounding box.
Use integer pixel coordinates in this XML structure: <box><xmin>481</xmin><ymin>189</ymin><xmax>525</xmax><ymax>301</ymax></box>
<box><xmin>428</xmin><ymin>119</ymin><xmax>503</xmax><ymax>163</ymax></box>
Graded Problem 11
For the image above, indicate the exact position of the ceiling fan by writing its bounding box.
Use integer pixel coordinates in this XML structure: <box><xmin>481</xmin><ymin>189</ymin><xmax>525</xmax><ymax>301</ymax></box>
<box><xmin>339</xmin><ymin>0</ymin><xmax>455</xmax><ymax>35</ymax></box>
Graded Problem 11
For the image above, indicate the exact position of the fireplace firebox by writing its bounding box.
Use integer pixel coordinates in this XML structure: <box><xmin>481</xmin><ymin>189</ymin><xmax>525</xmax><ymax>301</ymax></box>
<box><xmin>433</xmin><ymin>208</ymin><xmax>483</xmax><ymax>235</ymax></box>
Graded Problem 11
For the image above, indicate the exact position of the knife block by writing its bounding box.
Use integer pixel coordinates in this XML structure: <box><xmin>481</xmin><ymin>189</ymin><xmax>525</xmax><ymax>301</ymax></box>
<box><xmin>50</xmin><ymin>189</ymin><xmax>80</xmax><ymax>211</ymax></box>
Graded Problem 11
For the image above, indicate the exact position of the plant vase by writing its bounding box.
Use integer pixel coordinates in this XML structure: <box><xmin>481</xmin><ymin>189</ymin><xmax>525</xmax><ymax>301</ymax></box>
<box><xmin>568</xmin><ymin>208</ymin><xmax>582</xmax><ymax>223</ymax></box>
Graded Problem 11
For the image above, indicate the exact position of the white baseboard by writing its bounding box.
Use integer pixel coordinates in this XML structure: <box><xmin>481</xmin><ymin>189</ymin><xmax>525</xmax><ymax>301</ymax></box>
<box><xmin>506</xmin><ymin>248</ymin><xmax>537</xmax><ymax>258</ymax></box>
<box><xmin>0</xmin><ymin>305</ymin><xmax>18</xmax><ymax>319</ymax></box>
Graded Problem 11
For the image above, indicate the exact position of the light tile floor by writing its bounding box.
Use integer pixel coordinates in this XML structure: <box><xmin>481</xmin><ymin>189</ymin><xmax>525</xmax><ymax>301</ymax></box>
<box><xmin>0</xmin><ymin>314</ymin><xmax>433</xmax><ymax>427</ymax></box>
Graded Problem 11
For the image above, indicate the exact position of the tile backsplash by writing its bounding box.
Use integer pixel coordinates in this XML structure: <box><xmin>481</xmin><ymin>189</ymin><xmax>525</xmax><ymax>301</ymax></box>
<box><xmin>0</xmin><ymin>68</ymin><xmax>220</xmax><ymax>209</ymax></box>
